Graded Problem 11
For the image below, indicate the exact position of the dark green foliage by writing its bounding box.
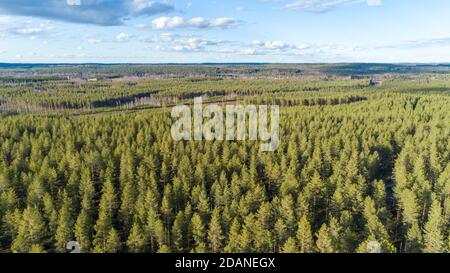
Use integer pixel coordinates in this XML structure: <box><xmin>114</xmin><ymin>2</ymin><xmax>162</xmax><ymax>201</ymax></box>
<box><xmin>0</xmin><ymin>70</ymin><xmax>449</xmax><ymax>253</ymax></box>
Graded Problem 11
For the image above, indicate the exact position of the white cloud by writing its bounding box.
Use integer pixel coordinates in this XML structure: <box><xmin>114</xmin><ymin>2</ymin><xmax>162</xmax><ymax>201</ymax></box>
<box><xmin>15</xmin><ymin>26</ymin><xmax>48</xmax><ymax>35</ymax></box>
<box><xmin>152</xmin><ymin>16</ymin><xmax>242</xmax><ymax>30</ymax></box>
<box><xmin>208</xmin><ymin>18</ymin><xmax>240</xmax><ymax>28</ymax></box>
<box><xmin>215</xmin><ymin>48</ymin><xmax>260</xmax><ymax>56</ymax></box>
<box><xmin>236</xmin><ymin>6</ymin><xmax>251</xmax><ymax>12</ymax></box>
<box><xmin>169</xmin><ymin>37</ymin><xmax>222</xmax><ymax>52</ymax></box>
<box><xmin>0</xmin><ymin>16</ymin><xmax>12</xmax><ymax>25</ymax></box>
<box><xmin>367</xmin><ymin>0</ymin><xmax>382</xmax><ymax>6</ymax></box>
<box><xmin>0</xmin><ymin>19</ymin><xmax>54</xmax><ymax>37</ymax></box>
<box><xmin>296</xmin><ymin>43</ymin><xmax>310</xmax><ymax>50</ymax></box>
<box><xmin>152</xmin><ymin>16</ymin><xmax>185</xmax><ymax>29</ymax></box>
<box><xmin>244</xmin><ymin>38</ymin><xmax>360</xmax><ymax>59</ymax></box>
<box><xmin>66</xmin><ymin>0</ymin><xmax>81</xmax><ymax>6</ymax></box>
<box><xmin>146</xmin><ymin>33</ymin><xmax>229</xmax><ymax>52</ymax></box>
<box><xmin>0</xmin><ymin>0</ymin><xmax>174</xmax><ymax>26</ymax></box>
<box><xmin>252</xmin><ymin>40</ymin><xmax>264</xmax><ymax>46</ymax></box>
<box><xmin>253</xmin><ymin>40</ymin><xmax>290</xmax><ymax>50</ymax></box>
<box><xmin>284</xmin><ymin>0</ymin><xmax>383</xmax><ymax>13</ymax></box>
<box><xmin>116</xmin><ymin>32</ymin><xmax>130</xmax><ymax>42</ymax></box>
<box><xmin>375</xmin><ymin>37</ymin><xmax>450</xmax><ymax>49</ymax></box>
<box><xmin>87</xmin><ymin>38</ymin><xmax>102</xmax><ymax>44</ymax></box>
<box><xmin>264</xmin><ymin>40</ymin><xmax>288</xmax><ymax>50</ymax></box>
<box><xmin>134</xmin><ymin>23</ymin><xmax>147</xmax><ymax>29</ymax></box>
<box><xmin>242</xmin><ymin>49</ymin><xmax>257</xmax><ymax>55</ymax></box>
<box><xmin>131</xmin><ymin>0</ymin><xmax>157</xmax><ymax>11</ymax></box>
<box><xmin>188</xmin><ymin>17</ymin><xmax>208</xmax><ymax>28</ymax></box>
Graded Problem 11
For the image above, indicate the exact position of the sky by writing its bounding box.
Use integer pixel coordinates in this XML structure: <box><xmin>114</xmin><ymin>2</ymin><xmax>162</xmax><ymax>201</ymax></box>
<box><xmin>1</xmin><ymin>0</ymin><xmax>450</xmax><ymax>63</ymax></box>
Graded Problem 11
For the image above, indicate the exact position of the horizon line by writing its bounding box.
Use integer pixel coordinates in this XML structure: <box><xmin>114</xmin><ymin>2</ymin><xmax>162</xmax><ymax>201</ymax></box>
<box><xmin>1</xmin><ymin>62</ymin><xmax>450</xmax><ymax>66</ymax></box>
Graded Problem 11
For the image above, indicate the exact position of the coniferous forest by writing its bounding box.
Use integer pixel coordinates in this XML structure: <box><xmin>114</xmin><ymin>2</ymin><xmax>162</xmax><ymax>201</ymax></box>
<box><xmin>0</xmin><ymin>64</ymin><xmax>449</xmax><ymax>253</ymax></box>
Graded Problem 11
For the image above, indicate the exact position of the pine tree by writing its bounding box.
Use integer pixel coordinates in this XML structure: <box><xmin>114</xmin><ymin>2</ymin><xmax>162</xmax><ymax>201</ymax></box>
<box><xmin>119</xmin><ymin>173</ymin><xmax>137</xmax><ymax>235</ymax></box>
<box><xmin>328</xmin><ymin>217</ymin><xmax>342</xmax><ymax>252</ymax></box>
<box><xmin>127</xmin><ymin>222</ymin><xmax>147</xmax><ymax>253</ymax></box>
<box><xmin>280</xmin><ymin>168</ymin><xmax>299</xmax><ymax>197</ymax></box>
<box><xmin>423</xmin><ymin>199</ymin><xmax>445</xmax><ymax>253</ymax></box>
<box><xmin>316</xmin><ymin>224</ymin><xmax>335</xmax><ymax>253</ymax></box>
<box><xmin>362</xmin><ymin>197</ymin><xmax>395</xmax><ymax>253</ymax></box>
<box><xmin>153</xmin><ymin>218</ymin><xmax>167</xmax><ymax>249</ymax></box>
<box><xmin>79</xmin><ymin>165</ymin><xmax>94</xmax><ymax>211</ymax></box>
<box><xmin>190</xmin><ymin>213</ymin><xmax>207</xmax><ymax>253</ymax></box>
<box><xmin>42</xmin><ymin>193</ymin><xmax>58</xmax><ymax>240</ymax></box>
<box><xmin>238</xmin><ymin>215</ymin><xmax>254</xmax><ymax>253</ymax></box>
<box><xmin>197</xmin><ymin>185</ymin><xmax>211</xmax><ymax>220</ymax></box>
<box><xmin>405</xmin><ymin>222</ymin><xmax>423</xmax><ymax>253</ymax></box>
<box><xmin>161</xmin><ymin>184</ymin><xmax>173</xmax><ymax>233</ymax></box>
<box><xmin>281</xmin><ymin>237</ymin><xmax>297</xmax><ymax>253</ymax></box>
<box><xmin>93</xmin><ymin>177</ymin><xmax>117</xmax><ymax>252</ymax></box>
<box><xmin>30</xmin><ymin>244</ymin><xmax>47</xmax><ymax>253</ymax></box>
<box><xmin>55</xmin><ymin>192</ymin><xmax>74</xmax><ymax>252</ymax></box>
<box><xmin>1</xmin><ymin>209</ymin><xmax>21</xmax><ymax>250</ymax></box>
<box><xmin>75</xmin><ymin>210</ymin><xmax>92</xmax><ymax>252</ymax></box>
<box><xmin>208</xmin><ymin>208</ymin><xmax>224</xmax><ymax>252</ymax></box>
<box><xmin>12</xmin><ymin>206</ymin><xmax>47</xmax><ymax>253</ymax></box>
<box><xmin>147</xmin><ymin>208</ymin><xmax>165</xmax><ymax>252</ymax></box>
<box><xmin>253</xmin><ymin>220</ymin><xmax>273</xmax><ymax>253</ymax></box>
<box><xmin>296</xmin><ymin>214</ymin><xmax>314</xmax><ymax>253</ymax></box>
<box><xmin>158</xmin><ymin>244</ymin><xmax>171</xmax><ymax>253</ymax></box>
<box><xmin>253</xmin><ymin>202</ymin><xmax>273</xmax><ymax>252</ymax></box>
<box><xmin>279</xmin><ymin>194</ymin><xmax>296</xmax><ymax>236</ymax></box>
<box><xmin>26</xmin><ymin>177</ymin><xmax>45</xmax><ymax>207</ymax></box>
<box><xmin>436</xmin><ymin>163</ymin><xmax>450</xmax><ymax>202</ymax></box>
<box><xmin>105</xmin><ymin>228</ymin><xmax>122</xmax><ymax>253</ymax></box>
<box><xmin>400</xmin><ymin>189</ymin><xmax>420</xmax><ymax>225</ymax></box>
<box><xmin>74</xmin><ymin>166</ymin><xmax>95</xmax><ymax>252</ymax></box>
<box><xmin>224</xmin><ymin>218</ymin><xmax>241</xmax><ymax>253</ymax></box>
<box><xmin>274</xmin><ymin>219</ymin><xmax>288</xmax><ymax>252</ymax></box>
<box><xmin>171</xmin><ymin>211</ymin><xmax>186</xmax><ymax>252</ymax></box>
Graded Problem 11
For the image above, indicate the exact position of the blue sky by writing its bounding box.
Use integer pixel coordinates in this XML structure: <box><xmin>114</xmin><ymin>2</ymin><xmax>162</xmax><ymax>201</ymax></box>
<box><xmin>1</xmin><ymin>0</ymin><xmax>450</xmax><ymax>63</ymax></box>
